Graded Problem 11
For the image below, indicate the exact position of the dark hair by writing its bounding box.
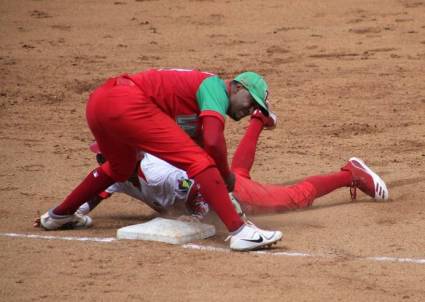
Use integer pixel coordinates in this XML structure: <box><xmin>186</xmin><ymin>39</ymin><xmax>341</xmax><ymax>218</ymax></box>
<box><xmin>96</xmin><ymin>153</ymin><xmax>106</xmax><ymax>165</ymax></box>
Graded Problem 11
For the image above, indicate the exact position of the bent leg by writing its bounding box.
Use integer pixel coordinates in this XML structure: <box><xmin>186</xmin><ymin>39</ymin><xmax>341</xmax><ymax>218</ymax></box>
<box><xmin>231</xmin><ymin>118</ymin><xmax>264</xmax><ymax>179</ymax></box>
<box><xmin>53</xmin><ymin>79</ymin><xmax>139</xmax><ymax>215</ymax></box>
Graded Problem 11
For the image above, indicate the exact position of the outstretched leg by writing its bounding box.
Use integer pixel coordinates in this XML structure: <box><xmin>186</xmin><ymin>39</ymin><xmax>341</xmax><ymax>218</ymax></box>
<box><xmin>233</xmin><ymin>158</ymin><xmax>388</xmax><ymax>215</ymax></box>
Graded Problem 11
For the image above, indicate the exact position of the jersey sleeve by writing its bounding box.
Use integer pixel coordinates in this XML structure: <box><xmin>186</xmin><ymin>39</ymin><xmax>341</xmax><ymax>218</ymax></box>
<box><xmin>196</xmin><ymin>76</ymin><xmax>229</xmax><ymax>122</ymax></box>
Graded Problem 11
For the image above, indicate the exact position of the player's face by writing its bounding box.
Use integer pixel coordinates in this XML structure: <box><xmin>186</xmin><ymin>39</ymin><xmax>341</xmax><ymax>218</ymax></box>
<box><xmin>228</xmin><ymin>86</ymin><xmax>257</xmax><ymax>121</ymax></box>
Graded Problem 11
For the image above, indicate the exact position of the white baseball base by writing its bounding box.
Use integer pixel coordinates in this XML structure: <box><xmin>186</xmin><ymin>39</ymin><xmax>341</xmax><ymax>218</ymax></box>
<box><xmin>116</xmin><ymin>217</ymin><xmax>216</xmax><ymax>245</ymax></box>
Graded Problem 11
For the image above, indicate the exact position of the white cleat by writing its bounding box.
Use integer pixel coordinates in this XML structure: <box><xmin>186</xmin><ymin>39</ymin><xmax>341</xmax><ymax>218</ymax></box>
<box><xmin>40</xmin><ymin>209</ymin><xmax>92</xmax><ymax>230</ymax></box>
<box><xmin>227</xmin><ymin>222</ymin><xmax>283</xmax><ymax>252</ymax></box>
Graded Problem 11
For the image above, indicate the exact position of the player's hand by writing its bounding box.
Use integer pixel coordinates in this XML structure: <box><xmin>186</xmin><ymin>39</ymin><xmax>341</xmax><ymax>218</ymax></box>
<box><xmin>33</xmin><ymin>217</ymin><xmax>41</xmax><ymax>227</ymax></box>
<box><xmin>33</xmin><ymin>210</ymin><xmax>41</xmax><ymax>227</ymax></box>
<box><xmin>225</xmin><ymin>172</ymin><xmax>236</xmax><ymax>192</ymax></box>
<box><xmin>251</xmin><ymin>109</ymin><xmax>277</xmax><ymax>130</ymax></box>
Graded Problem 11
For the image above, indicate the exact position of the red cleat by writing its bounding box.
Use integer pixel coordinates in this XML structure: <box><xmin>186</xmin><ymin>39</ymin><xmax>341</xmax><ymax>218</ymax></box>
<box><xmin>341</xmin><ymin>157</ymin><xmax>389</xmax><ymax>200</ymax></box>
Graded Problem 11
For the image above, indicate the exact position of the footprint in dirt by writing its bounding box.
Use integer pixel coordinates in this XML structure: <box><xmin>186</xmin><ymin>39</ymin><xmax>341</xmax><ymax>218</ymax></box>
<box><xmin>0</xmin><ymin>186</ymin><xmax>19</xmax><ymax>192</ymax></box>
<box><xmin>30</xmin><ymin>10</ymin><xmax>51</xmax><ymax>19</ymax></box>
<box><xmin>22</xmin><ymin>44</ymin><xmax>35</xmax><ymax>49</ymax></box>
<box><xmin>273</xmin><ymin>26</ymin><xmax>308</xmax><ymax>34</ymax></box>
<box><xmin>363</xmin><ymin>48</ymin><xmax>398</xmax><ymax>58</ymax></box>
<box><xmin>325</xmin><ymin>122</ymin><xmax>382</xmax><ymax>137</ymax></box>
<box><xmin>0</xmin><ymin>57</ymin><xmax>15</xmax><ymax>65</ymax></box>
<box><xmin>21</xmin><ymin>164</ymin><xmax>45</xmax><ymax>172</ymax></box>
<box><xmin>394</xmin><ymin>18</ymin><xmax>414</xmax><ymax>23</ymax></box>
<box><xmin>347</xmin><ymin>18</ymin><xmax>365</xmax><ymax>24</ymax></box>
<box><xmin>137</xmin><ymin>55</ymin><xmax>161</xmax><ymax>63</ymax></box>
<box><xmin>375</xmin><ymin>218</ymin><xmax>397</xmax><ymax>226</ymax></box>
<box><xmin>50</xmin><ymin>25</ymin><xmax>72</xmax><ymax>31</ymax></box>
<box><xmin>216</xmin><ymin>39</ymin><xmax>255</xmax><ymax>47</ymax></box>
<box><xmin>349</xmin><ymin>27</ymin><xmax>382</xmax><ymax>34</ymax></box>
<box><xmin>309</xmin><ymin>52</ymin><xmax>360</xmax><ymax>60</ymax></box>
<box><xmin>266</xmin><ymin>45</ymin><xmax>290</xmax><ymax>55</ymax></box>
<box><xmin>66</xmin><ymin>79</ymin><xmax>103</xmax><ymax>95</ymax></box>
<box><xmin>403</xmin><ymin>1</ymin><xmax>425</xmax><ymax>8</ymax></box>
<box><xmin>208</xmin><ymin>34</ymin><xmax>227</xmax><ymax>39</ymax></box>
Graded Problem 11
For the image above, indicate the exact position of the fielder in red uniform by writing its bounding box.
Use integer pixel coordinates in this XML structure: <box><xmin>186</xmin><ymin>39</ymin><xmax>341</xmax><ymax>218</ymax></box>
<box><xmin>39</xmin><ymin>68</ymin><xmax>282</xmax><ymax>251</ymax></box>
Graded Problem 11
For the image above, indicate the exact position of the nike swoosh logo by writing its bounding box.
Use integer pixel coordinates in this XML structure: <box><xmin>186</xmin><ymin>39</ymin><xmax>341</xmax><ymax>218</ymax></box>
<box><xmin>242</xmin><ymin>236</ymin><xmax>263</xmax><ymax>243</ymax></box>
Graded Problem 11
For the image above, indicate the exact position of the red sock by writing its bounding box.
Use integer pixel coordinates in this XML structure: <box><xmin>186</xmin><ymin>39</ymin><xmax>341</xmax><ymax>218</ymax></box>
<box><xmin>53</xmin><ymin>167</ymin><xmax>115</xmax><ymax>215</ymax></box>
<box><xmin>193</xmin><ymin>167</ymin><xmax>243</xmax><ymax>232</ymax></box>
<box><xmin>305</xmin><ymin>170</ymin><xmax>352</xmax><ymax>198</ymax></box>
<box><xmin>231</xmin><ymin>118</ymin><xmax>263</xmax><ymax>178</ymax></box>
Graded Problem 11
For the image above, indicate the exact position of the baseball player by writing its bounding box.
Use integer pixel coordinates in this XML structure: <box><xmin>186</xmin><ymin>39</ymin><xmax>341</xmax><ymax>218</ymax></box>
<box><xmin>71</xmin><ymin>109</ymin><xmax>388</xmax><ymax>222</ymax></box>
<box><xmin>38</xmin><ymin>68</ymin><xmax>282</xmax><ymax>251</ymax></box>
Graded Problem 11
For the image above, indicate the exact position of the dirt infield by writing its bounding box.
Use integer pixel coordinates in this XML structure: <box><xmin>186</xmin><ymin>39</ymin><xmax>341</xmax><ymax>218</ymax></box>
<box><xmin>1</xmin><ymin>0</ymin><xmax>425</xmax><ymax>301</ymax></box>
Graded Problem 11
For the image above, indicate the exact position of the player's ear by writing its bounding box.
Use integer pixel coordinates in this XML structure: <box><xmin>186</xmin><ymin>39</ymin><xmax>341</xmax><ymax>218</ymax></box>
<box><xmin>235</xmin><ymin>83</ymin><xmax>243</xmax><ymax>91</ymax></box>
<box><xmin>230</xmin><ymin>80</ymin><xmax>243</xmax><ymax>92</ymax></box>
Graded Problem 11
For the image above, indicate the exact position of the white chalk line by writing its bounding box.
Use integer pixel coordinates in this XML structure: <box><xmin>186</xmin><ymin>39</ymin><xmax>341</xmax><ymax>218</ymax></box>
<box><xmin>182</xmin><ymin>243</ymin><xmax>314</xmax><ymax>257</ymax></box>
<box><xmin>1</xmin><ymin>232</ymin><xmax>116</xmax><ymax>243</ymax></box>
<box><xmin>183</xmin><ymin>243</ymin><xmax>425</xmax><ymax>264</ymax></box>
<box><xmin>366</xmin><ymin>256</ymin><xmax>425</xmax><ymax>264</ymax></box>
<box><xmin>1</xmin><ymin>232</ymin><xmax>425</xmax><ymax>265</ymax></box>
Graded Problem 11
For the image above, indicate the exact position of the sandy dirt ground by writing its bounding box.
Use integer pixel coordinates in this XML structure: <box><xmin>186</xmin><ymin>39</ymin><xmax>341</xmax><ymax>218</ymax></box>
<box><xmin>1</xmin><ymin>0</ymin><xmax>425</xmax><ymax>301</ymax></box>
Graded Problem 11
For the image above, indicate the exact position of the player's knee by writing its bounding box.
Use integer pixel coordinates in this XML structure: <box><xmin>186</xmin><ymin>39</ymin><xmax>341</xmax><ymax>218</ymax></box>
<box><xmin>102</xmin><ymin>161</ymin><xmax>135</xmax><ymax>182</ymax></box>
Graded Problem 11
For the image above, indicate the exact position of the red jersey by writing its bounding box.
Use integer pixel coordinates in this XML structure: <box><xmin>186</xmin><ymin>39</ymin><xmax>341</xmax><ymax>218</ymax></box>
<box><xmin>128</xmin><ymin>68</ymin><xmax>229</xmax><ymax>138</ymax></box>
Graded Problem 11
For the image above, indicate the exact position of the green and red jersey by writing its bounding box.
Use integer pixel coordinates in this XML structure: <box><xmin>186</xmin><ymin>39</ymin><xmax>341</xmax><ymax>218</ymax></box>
<box><xmin>128</xmin><ymin>68</ymin><xmax>229</xmax><ymax>138</ymax></box>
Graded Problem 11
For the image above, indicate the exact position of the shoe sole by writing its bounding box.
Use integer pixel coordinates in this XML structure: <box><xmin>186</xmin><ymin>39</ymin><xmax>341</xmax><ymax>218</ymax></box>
<box><xmin>40</xmin><ymin>214</ymin><xmax>92</xmax><ymax>230</ymax></box>
<box><xmin>349</xmin><ymin>157</ymin><xmax>389</xmax><ymax>200</ymax></box>
<box><xmin>232</xmin><ymin>232</ymin><xmax>283</xmax><ymax>252</ymax></box>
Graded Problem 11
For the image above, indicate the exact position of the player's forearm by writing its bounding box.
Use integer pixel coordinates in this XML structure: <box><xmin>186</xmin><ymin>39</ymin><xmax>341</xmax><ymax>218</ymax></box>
<box><xmin>202</xmin><ymin>116</ymin><xmax>231</xmax><ymax>179</ymax></box>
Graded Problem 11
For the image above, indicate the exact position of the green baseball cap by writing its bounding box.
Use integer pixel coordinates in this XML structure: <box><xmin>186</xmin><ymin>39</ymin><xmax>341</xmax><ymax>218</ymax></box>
<box><xmin>234</xmin><ymin>71</ymin><xmax>269</xmax><ymax>116</ymax></box>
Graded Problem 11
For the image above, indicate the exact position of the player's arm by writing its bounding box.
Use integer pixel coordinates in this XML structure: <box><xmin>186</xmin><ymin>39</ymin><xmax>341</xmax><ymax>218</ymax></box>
<box><xmin>196</xmin><ymin>76</ymin><xmax>235</xmax><ymax>191</ymax></box>
<box><xmin>201</xmin><ymin>115</ymin><xmax>235</xmax><ymax>191</ymax></box>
